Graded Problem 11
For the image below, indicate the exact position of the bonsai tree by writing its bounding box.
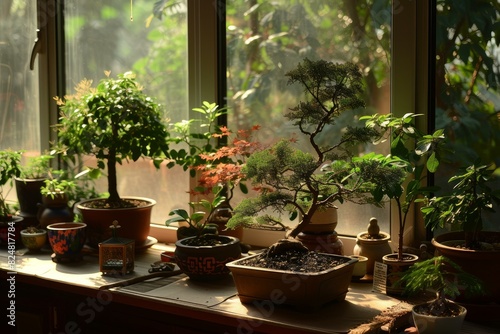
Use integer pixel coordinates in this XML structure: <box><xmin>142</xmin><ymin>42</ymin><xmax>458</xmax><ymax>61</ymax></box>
<box><xmin>0</xmin><ymin>150</ymin><xmax>22</xmax><ymax>220</ymax></box>
<box><xmin>362</xmin><ymin>113</ymin><xmax>447</xmax><ymax>260</ymax></box>
<box><xmin>420</xmin><ymin>163</ymin><xmax>500</xmax><ymax>249</ymax></box>
<box><xmin>54</xmin><ymin>71</ymin><xmax>170</xmax><ymax>208</ymax></box>
<box><xmin>399</xmin><ymin>256</ymin><xmax>484</xmax><ymax>316</ymax></box>
<box><xmin>226</xmin><ymin>58</ymin><xmax>407</xmax><ymax>245</ymax></box>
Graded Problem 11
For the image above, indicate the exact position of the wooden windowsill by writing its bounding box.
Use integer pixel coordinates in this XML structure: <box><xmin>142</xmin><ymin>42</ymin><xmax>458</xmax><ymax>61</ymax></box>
<box><xmin>1</xmin><ymin>243</ymin><xmax>496</xmax><ymax>333</ymax></box>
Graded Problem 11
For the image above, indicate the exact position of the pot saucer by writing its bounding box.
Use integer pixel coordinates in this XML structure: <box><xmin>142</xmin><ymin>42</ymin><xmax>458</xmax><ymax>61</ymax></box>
<box><xmin>135</xmin><ymin>236</ymin><xmax>157</xmax><ymax>252</ymax></box>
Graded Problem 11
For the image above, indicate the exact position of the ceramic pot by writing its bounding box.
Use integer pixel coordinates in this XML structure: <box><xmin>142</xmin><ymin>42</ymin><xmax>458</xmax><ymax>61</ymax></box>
<box><xmin>349</xmin><ymin>255</ymin><xmax>368</xmax><ymax>278</ymax></box>
<box><xmin>382</xmin><ymin>253</ymin><xmax>419</xmax><ymax>295</ymax></box>
<box><xmin>77</xmin><ymin>197</ymin><xmax>155</xmax><ymax>248</ymax></box>
<box><xmin>38</xmin><ymin>193</ymin><xmax>74</xmax><ymax>229</ymax></box>
<box><xmin>301</xmin><ymin>207</ymin><xmax>338</xmax><ymax>234</ymax></box>
<box><xmin>353</xmin><ymin>231</ymin><xmax>392</xmax><ymax>275</ymax></box>
<box><xmin>20</xmin><ymin>228</ymin><xmax>47</xmax><ymax>251</ymax></box>
<box><xmin>412</xmin><ymin>301</ymin><xmax>466</xmax><ymax>334</ymax></box>
<box><xmin>227</xmin><ymin>253</ymin><xmax>357</xmax><ymax>308</ymax></box>
<box><xmin>174</xmin><ymin>235</ymin><xmax>241</xmax><ymax>281</ymax></box>
<box><xmin>15</xmin><ymin>177</ymin><xmax>45</xmax><ymax>226</ymax></box>
<box><xmin>432</xmin><ymin>231</ymin><xmax>500</xmax><ymax>320</ymax></box>
<box><xmin>296</xmin><ymin>231</ymin><xmax>344</xmax><ymax>254</ymax></box>
<box><xmin>0</xmin><ymin>216</ymin><xmax>24</xmax><ymax>247</ymax></box>
<box><xmin>47</xmin><ymin>222</ymin><xmax>86</xmax><ymax>261</ymax></box>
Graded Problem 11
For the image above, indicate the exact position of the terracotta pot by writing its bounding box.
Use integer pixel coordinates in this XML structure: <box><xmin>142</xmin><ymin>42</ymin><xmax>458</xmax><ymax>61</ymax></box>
<box><xmin>174</xmin><ymin>235</ymin><xmax>241</xmax><ymax>281</ymax></box>
<box><xmin>382</xmin><ymin>253</ymin><xmax>419</xmax><ymax>296</ymax></box>
<box><xmin>20</xmin><ymin>228</ymin><xmax>47</xmax><ymax>251</ymax></box>
<box><xmin>412</xmin><ymin>301</ymin><xmax>466</xmax><ymax>334</ymax></box>
<box><xmin>77</xmin><ymin>197</ymin><xmax>155</xmax><ymax>249</ymax></box>
<box><xmin>432</xmin><ymin>231</ymin><xmax>500</xmax><ymax>305</ymax></box>
<box><xmin>47</xmin><ymin>222</ymin><xmax>86</xmax><ymax>261</ymax></box>
<box><xmin>226</xmin><ymin>253</ymin><xmax>357</xmax><ymax>308</ymax></box>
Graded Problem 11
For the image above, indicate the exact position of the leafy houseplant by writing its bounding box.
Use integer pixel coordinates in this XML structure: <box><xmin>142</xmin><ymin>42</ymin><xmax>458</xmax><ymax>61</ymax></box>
<box><xmin>166</xmin><ymin>186</ymin><xmax>226</xmax><ymax>242</ymax></box>
<box><xmin>361</xmin><ymin>113</ymin><xmax>446</xmax><ymax>261</ymax></box>
<box><xmin>54</xmin><ymin>71</ymin><xmax>170</xmax><ymax>246</ymax></box>
<box><xmin>399</xmin><ymin>256</ymin><xmax>484</xmax><ymax>334</ymax></box>
<box><xmin>0</xmin><ymin>150</ymin><xmax>23</xmax><ymax>246</ymax></box>
<box><xmin>15</xmin><ymin>153</ymin><xmax>54</xmax><ymax>225</ymax></box>
<box><xmin>0</xmin><ymin>150</ymin><xmax>22</xmax><ymax>220</ymax></box>
<box><xmin>422</xmin><ymin>163</ymin><xmax>500</xmax><ymax>250</ymax></box>
<box><xmin>420</xmin><ymin>163</ymin><xmax>500</xmax><ymax>307</ymax></box>
<box><xmin>165</xmin><ymin>187</ymin><xmax>242</xmax><ymax>281</ymax></box>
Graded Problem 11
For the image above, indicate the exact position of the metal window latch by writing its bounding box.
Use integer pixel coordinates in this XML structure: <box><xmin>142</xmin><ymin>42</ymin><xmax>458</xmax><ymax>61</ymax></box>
<box><xmin>29</xmin><ymin>29</ymin><xmax>43</xmax><ymax>70</ymax></box>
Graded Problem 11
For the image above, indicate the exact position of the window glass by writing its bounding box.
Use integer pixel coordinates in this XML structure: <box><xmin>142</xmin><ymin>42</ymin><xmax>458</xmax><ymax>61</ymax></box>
<box><xmin>0</xmin><ymin>0</ymin><xmax>41</xmax><ymax>203</ymax></box>
<box><xmin>0</xmin><ymin>1</ymin><xmax>41</xmax><ymax>152</ymax></box>
<box><xmin>63</xmin><ymin>0</ymin><xmax>189</xmax><ymax>223</ymax></box>
<box><xmin>434</xmin><ymin>0</ymin><xmax>500</xmax><ymax>231</ymax></box>
<box><xmin>226</xmin><ymin>0</ymin><xmax>392</xmax><ymax>236</ymax></box>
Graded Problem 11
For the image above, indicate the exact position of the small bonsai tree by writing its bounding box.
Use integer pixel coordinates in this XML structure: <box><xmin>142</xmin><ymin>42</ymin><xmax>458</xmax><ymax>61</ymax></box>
<box><xmin>226</xmin><ymin>58</ymin><xmax>407</xmax><ymax>243</ymax></box>
<box><xmin>54</xmin><ymin>71</ymin><xmax>170</xmax><ymax>208</ymax></box>
<box><xmin>399</xmin><ymin>256</ymin><xmax>484</xmax><ymax>316</ymax></box>
<box><xmin>420</xmin><ymin>163</ymin><xmax>500</xmax><ymax>249</ymax></box>
<box><xmin>0</xmin><ymin>150</ymin><xmax>22</xmax><ymax>220</ymax></box>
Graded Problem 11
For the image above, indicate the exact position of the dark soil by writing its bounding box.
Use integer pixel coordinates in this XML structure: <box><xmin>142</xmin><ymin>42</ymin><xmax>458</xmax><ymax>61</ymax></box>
<box><xmin>181</xmin><ymin>234</ymin><xmax>233</xmax><ymax>247</ymax></box>
<box><xmin>239</xmin><ymin>239</ymin><xmax>350</xmax><ymax>273</ymax></box>
<box><xmin>414</xmin><ymin>298</ymin><xmax>463</xmax><ymax>317</ymax></box>
<box><xmin>81</xmin><ymin>198</ymin><xmax>149</xmax><ymax>209</ymax></box>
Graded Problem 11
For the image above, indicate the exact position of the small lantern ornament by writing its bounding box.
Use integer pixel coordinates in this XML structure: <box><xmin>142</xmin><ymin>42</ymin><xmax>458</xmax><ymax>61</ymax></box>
<box><xmin>99</xmin><ymin>220</ymin><xmax>135</xmax><ymax>275</ymax></box>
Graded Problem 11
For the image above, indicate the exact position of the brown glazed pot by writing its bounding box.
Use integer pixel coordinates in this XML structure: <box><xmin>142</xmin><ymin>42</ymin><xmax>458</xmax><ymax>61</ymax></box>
<box><xmin>432</xmin><ymin>231</ymin><xmax>500</xmax><ymax>307</ymax></box>
<box><xmin>226</xmin><ymin>253</ymin><xmax>357</xmax><ymax>308</ymax></box>
<box><xmin>174</xmin><ymin>235</ymin><xmax>241</xmax><ymax>281</ymax></box>
<box><xmin>77</xmin><ymin>197</ymin><xmax>155</xmax><ymax>249</ymax></box>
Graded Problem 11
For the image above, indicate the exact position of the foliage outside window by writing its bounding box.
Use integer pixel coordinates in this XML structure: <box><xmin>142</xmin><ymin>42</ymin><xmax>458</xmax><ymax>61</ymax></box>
<box><xmin>225</xmin><ymin>0</ymin><xmax>392</xmax><ymax>235</ymax></box>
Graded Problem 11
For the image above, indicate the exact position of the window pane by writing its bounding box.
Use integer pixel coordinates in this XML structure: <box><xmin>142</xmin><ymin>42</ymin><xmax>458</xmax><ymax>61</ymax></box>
<box><xmin>226</xmin><ymin>0</ymin><xmax>392</xmax><ymax>236</ymax></box>
<box><xmin>63</xmin><ymin>0</ymin><xmax>189</xmax><ymax>223</ymax></box>
<box><xmin>434</xmin><ymin>0</ymin><xmax>500</xmax><ymax>231</ymax></box>
<box><xmin>0</xmin><ymin>1</ymin><xmax>41</xmax><ymax>152</ymax></box>
<box><xmin>0</xmin><ymin>0</ymin><xmax>41</xmax><ymax>205</ymax></box>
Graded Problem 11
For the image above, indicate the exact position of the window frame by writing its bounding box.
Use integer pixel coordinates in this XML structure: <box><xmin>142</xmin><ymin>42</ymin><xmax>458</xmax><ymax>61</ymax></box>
<box><xmin>36</xmin><ymin>0</ymin><xmax>430</xmax><ymax>247</ymax></box>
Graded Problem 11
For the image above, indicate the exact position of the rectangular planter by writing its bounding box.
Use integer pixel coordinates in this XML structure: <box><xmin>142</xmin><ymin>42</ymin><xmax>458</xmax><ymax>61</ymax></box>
<box><xmin>226</xmin><ymin>253</ymin><xmax>357</xmax><ymax>308</ymax></box>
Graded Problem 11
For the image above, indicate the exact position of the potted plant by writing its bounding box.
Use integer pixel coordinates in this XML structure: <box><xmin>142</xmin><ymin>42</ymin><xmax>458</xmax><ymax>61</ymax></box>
<box><xmin>398</xmin><ymin>256</ymin><xmax>484</xmax><ymax>334</ymax></box>
<box><xmin>20</xmin><ymin>226</ymin><xmax>47</xmax><ymax>252</ymax></box>
<box><xmin>361</xmin><ymin>113</ymin><xmax>446</xmax><ymax>294</ymax></box>
<box><xmin>225</xmin><ymin>59</ymin><xmax>407</xmax><ymax>307</ymax></box>
<box><xmin>167</xmin><ymin>101</ymin><xmax>259</xmax><ymax>238</ymax></box>
<box><xmin>165</xmin><ymin>186</ymin><xmax>241</xmax><ymax>281</ymax></box>
<box><xmin>37</xmin><ymin>174</ymin><xmax>76</xmax><ymax>229</ymax></box>
<box><xmin>420</xmin><ymin>163</ymin><xmax>500</xmax><ymax>309</ymax></box>
<box><xmin>0</xmin><ymin>150</ymin><xmax>23</xmax><ymax>246</ymax></box>
<box><xmin>15</xmin><ymin>153</ymin><xmax>54</xmax><ymax>226</ymax></box>
<box><xmin>54</xmin><ymin>71</ymin><xmax>170</xmax><ymax>248</ymax></box>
